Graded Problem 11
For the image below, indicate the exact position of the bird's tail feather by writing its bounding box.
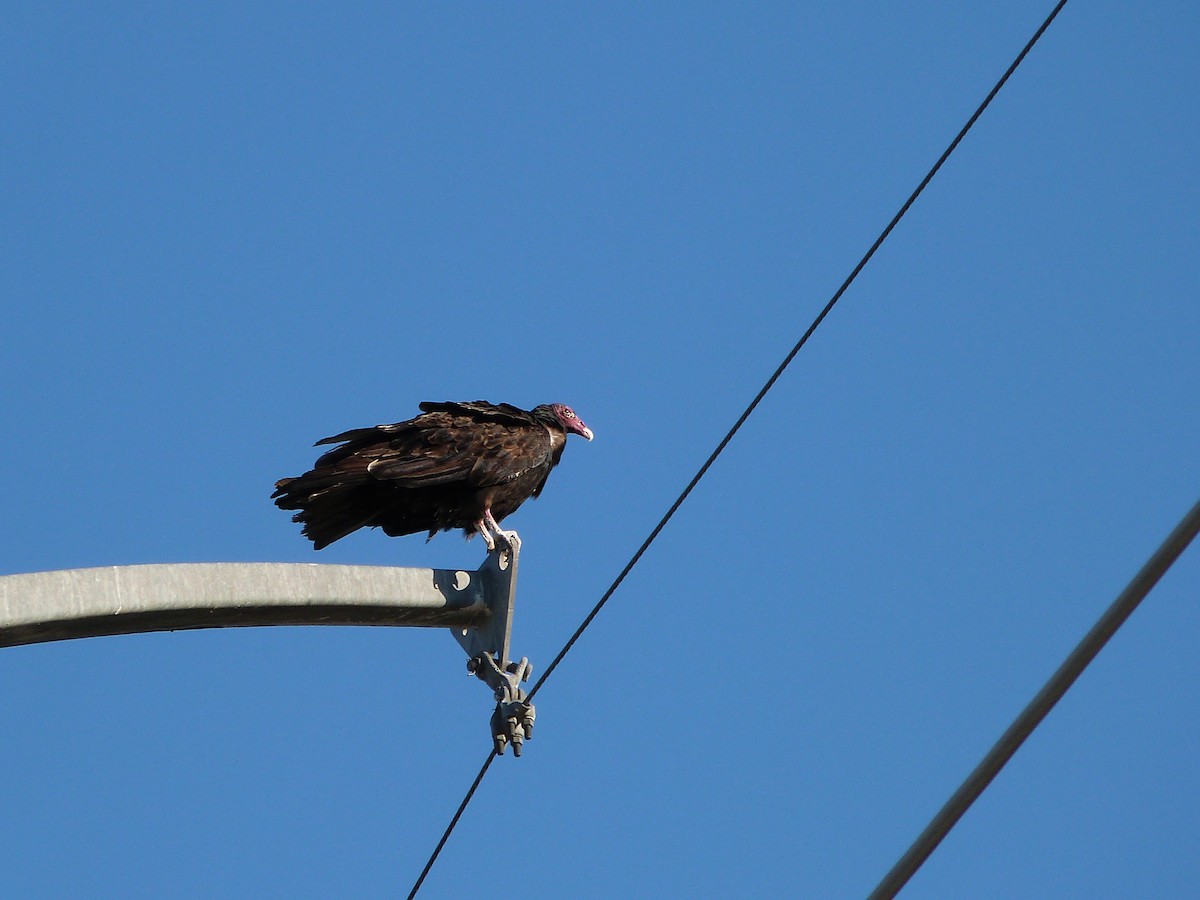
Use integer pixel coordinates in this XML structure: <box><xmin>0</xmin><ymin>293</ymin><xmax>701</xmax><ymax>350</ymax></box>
<box><xmin>273</xmin><ymin>472</ymin><xmax>372</xmax><ymax>549</ymax></box>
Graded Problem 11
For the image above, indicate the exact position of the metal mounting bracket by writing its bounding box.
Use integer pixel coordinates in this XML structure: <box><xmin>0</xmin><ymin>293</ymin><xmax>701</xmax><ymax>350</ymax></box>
<box><xmin>449</xmin><ymin>539</ymin><xmax>535</xmax><ymax>755</ymax></box>
<box><xmin>449</xmin><ymin>543</ymin><xmax>518</xmax><ymax>664</ymax></box>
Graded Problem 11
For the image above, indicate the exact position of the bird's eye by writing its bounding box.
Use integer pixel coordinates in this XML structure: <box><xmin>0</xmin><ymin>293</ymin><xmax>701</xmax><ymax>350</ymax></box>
<box><xmin>563</xmin><ymin>409</ymin><xmax>575</xmax><ymax>419</ymax></box>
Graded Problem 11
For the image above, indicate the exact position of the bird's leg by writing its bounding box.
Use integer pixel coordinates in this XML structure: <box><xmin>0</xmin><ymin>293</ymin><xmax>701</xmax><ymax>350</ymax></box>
<box><xmin>484</xmin><ymin>509</ymin><xmax>521</xmax><ymax>551</ymax></box>
<box><xmin>473</xmin><ymin>518</ymin><xmax>497</xmax><ymax>552</ymax></box>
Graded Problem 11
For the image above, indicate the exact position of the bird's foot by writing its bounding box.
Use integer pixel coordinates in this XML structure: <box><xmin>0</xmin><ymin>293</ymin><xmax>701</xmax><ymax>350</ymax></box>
<box><xmin>482</xmin><ymin>510</ymin><xmax>520</xmax><ymax>552</ymax></box>
<box><xmin>472</xmin><ymin>518</ymin><xmax>498</xmax><ymax>551</ymax></box>
<box><xmin>494</xmin><ymin>529</ymin><xmax>521</xmax><ymax>551</ymax></box>
<box><xmin>480</xmin><ymin>531</ymin><xmax>497</xmax><ymax>552</ymax></box>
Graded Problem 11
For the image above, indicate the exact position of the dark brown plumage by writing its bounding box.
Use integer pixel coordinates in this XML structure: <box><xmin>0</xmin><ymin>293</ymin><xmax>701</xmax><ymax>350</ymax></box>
<box><xmin>272</xmin><ymin>400</ymin><xmax>593</xmax><ymax>550</ymax></box>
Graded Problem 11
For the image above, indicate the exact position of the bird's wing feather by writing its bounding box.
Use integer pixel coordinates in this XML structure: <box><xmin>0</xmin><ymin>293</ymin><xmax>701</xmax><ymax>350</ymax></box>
<box><xmin>364</xmin><ymin>415</ymin><xmax>554</xmax><ymax>488</ymax></box>
<box><xmin>365</xmin><ymin>448</ymin><xmax>475</xmax><ymax>486</ymax></box>
<box><xmin>417</xmin><ymin>400</ymin><xmax>535</xmax><ymax>426</ymax></box>
<box><xmin>467</xmin><ymin>421</ymin><xmax>555</xmax><ymax>486</ymax></box>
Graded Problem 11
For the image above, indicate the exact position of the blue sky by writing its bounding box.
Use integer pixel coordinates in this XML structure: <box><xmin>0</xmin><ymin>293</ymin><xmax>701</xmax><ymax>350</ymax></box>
<box><xmin>2</xmin><ymin>2</ymin><xmax>1197</xmax><ymax>897</ymax></box>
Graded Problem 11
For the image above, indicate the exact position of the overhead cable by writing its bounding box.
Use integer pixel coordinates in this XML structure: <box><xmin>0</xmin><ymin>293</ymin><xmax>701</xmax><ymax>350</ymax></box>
<box><xmin>868</xmin><ymin>495</ymin><xmax>1200</xmax><ymax>899</ymax></box>
<box><xmin>408</xmin><ymin>2</ymin><xmax>1072</xmax><ymax>895</ymax></box>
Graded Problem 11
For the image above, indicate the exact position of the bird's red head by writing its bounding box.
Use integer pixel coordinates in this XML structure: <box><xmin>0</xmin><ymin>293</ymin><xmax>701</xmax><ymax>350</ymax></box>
<box><xmin>551</xmin><ymin>403</ymin><xmax>594</xmax><ymax>441</ymax></box>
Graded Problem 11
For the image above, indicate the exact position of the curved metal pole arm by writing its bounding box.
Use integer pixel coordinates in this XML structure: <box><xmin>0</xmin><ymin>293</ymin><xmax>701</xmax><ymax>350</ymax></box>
<box><xmin>0</xmin><ymin>559</ymin><xmax>500</xmax><ymax>649</ymax></box>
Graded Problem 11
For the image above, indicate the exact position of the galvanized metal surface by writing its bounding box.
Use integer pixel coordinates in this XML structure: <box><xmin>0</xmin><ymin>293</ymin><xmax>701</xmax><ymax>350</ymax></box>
<box><xmin>451</xmin><ymin>545</ymin><xmax>518</xmax><ymax>665</ymax></box>
<box><xmin>469</xmin><ymin>653</ymin><xmax>535</xmax><ymax>756</ymax></box>
<box><xmin>0</xmin><ymin>561</ymin><xmax>494</xmax><ymax>648</ymax></box>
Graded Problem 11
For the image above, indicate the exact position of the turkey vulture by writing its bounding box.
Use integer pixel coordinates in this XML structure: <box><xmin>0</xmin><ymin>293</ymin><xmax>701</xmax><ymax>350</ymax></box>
<box><xmin>272</xmin><ymin>400</ymin><xmax>593</xmax><ymax>550</ymax></box>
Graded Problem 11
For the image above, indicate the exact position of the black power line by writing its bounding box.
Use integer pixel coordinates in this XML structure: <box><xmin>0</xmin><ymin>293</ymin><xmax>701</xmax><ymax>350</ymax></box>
<box><xmin>869</xmin><ymin>496</ymin><xmax>1200</xmax><ymax>899</ymax></box>
<box><xmin>407</xmin><ymin>2</ymin><xmax>1072</xmax><ymax>895</ymax></box>
<box><xmin>406</xmin><ymin>755</ymin><xmax>495</xmax><ymax>900</ymax></box>
<box><xmin>533</xmin><ymin>0</ymin><xmax>1071</xmax><ymax>702</ymax></box>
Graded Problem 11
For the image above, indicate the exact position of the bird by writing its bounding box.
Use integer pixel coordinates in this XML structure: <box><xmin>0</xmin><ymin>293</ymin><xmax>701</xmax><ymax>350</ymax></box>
<box><xmin>272</xmin><ymin>400</ymin><xmax>593</xmax><ymax>551</ymax></box>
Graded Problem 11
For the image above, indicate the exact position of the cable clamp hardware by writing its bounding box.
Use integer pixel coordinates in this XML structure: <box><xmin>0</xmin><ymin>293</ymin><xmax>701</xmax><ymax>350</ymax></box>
<box><xmin>467</xmin><ymin>654</ymin><xmax>535</xmax><ymax>756</ymax></box>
